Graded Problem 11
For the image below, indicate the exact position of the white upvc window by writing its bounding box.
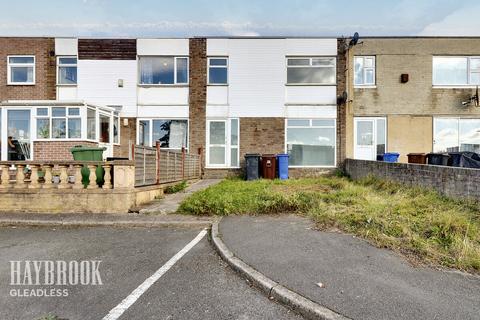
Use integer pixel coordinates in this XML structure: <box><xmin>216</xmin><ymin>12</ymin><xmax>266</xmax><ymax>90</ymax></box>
<box><xmin>138</xmin><ymin>56</ymin><xmax>189</xmax><ymax>85</ymax></box>
<box><xmin>286</xmin><ymin>119</ymin><xmax>336</xmax><ymax>167</ymax></box>
<box><xmin>208</xmin><ymin>57</ymin><xmax>228</xmax><ymax>85</ymax></box>
<box><xmin>57</xmin><ymin>56</ymin><xmax>77</xmax><ymax>85</ymax></box>
<box><xmin>8</xmin><ymin>56</ymin><xmax>35</xmax><ymax>85</ymax></box>
<box><xmin>286</xmin><ymin>57</ymin><xmax>336</xmax><ymax>85</ymax></box>
<box><xmin>206</xmin><ymin>118</ymin><xmax>239</xmax><ymax>168</ymax></box>
<box><xmin>433</xmin><ymin>56</ymin><xmax>480</xmax><ymax>86</ymax></box>
<box><xmin>137</xmin><ymin>119</ymin><xmax>189</xmax><ymax>150</ymax></box>
<box><xmin>354</xmin><ymin>56</ymin><xmax>376</xmax><ymax>86</ymax></box>
<box><xmin>434</xmin><ymin>118</ymin><xmax>480</xmax><ymax>153</ymax></box>
<box><xmin>35</xmin><ymin>107</ymin><xmax>81</xmax><ymax>140</ymax></box>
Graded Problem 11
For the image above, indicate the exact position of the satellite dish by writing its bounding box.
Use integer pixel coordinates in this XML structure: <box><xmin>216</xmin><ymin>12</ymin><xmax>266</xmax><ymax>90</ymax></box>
<box><xmin>475</xmin><ymin>86</ymin><xmax>479</xmax><ymax>107</ymax></box>
<box><xmin>337</xmin><ymin>91</ymin><xmax>348</xmax><ymax>105</ymax></box>
<box><xmin>349</xmin><ymin>32</ymin><xmax>360</xmax><ymax>47</ymax></box>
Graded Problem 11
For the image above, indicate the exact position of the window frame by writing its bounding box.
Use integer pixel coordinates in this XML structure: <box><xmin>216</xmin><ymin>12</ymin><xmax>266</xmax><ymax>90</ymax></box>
<box><xmin>138</xmin><ymin>56</ymin><xmax>189</xmax><ymax>86</ymax></box>
<box><xmin>56</xmin><ymin>56</ymin><xmax>78</xmax><ymax>86</ymax></box>
<box><xmin>286</xmin><ymin>56</ymin><xmax>337</xmax><ymax>86</ymax></box>
<box><xmin>207</xmin><ymin>57</ymin><xmax>229</xmax><ymax>85</ymax></box>
<box><xmin>354</xmin><ymin>56</ymin><xmax>376</xmax><ymax>87</ymax></box>
<box><xmin>432</xmin><ymin>56</ymin><xmax>480</xmax><ymax>87</ymax></box>
<box><xmin>7</xmin><ymin>55</ymin><xmax>36</xmax><ymax>85</ymax></box>
<box><xmin>285</xmin><ymin>118</ymin><xmax>337</xmax><ymax>168</ymax></box>
<box><xmin>34</xmin><ymin>106</ymin><xmax>82</xmax><ymax>141</ymax></box>
<box><xmin>433</xmin><ymin>117</ymin><xmax>480</xmax><ymax>152</ymax></box>
<box><xmin>206</xmin><ymin>118</ymin><xmax>240</xmax><ymax>169</ymax></box>
<box><xmin>136</xmin><ymin>118</ymin><xmax>189</xmax><ymax>150</ymax></box>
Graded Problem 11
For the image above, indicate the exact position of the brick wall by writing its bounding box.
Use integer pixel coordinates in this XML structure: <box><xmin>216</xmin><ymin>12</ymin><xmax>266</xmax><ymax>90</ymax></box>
<box><xmin>345</xmin><ymin>158</ymin><xmax>480</xmax><ymax>201</ymax></box>
<box><xmin>34</xmin><ymin>141</ymin><xmax>98</xmax><ymax>161</ymax></box>
<box><xmin>114</xmin><ymin>117</ymin><xmax>136</xmax><ymax>158</ymax></box>
<box><xmin>188</xmin><ymin>38</ymin><xmax>207</xmax><ymax>168</ymax></box>
<box><xmin>337</xmin><ymin>39</ymin><xmax>347</xmax><ymax>167</ymax></box>
<box><xmin>0</xmin><ymin>37</ymin><xmax>56</xmax><ymax>100</ymax></box>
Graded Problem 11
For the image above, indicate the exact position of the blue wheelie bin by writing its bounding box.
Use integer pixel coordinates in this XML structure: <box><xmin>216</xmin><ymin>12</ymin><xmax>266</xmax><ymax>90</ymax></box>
<box><xmin>383</xmin><ymin>152</ymin><xmax>400</xmax><ymax>163</ymax></box>
<box><xmin>277</xmin><ymin>154</ymin><xmax>289</xmax><ymax>180</ymax></box>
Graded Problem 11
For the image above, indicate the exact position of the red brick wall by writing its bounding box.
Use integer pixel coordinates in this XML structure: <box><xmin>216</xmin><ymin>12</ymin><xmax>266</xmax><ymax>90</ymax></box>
<box><xmin>33</xmin><ymin>141</ymin><xmax>98</xmax><ymax>161</ymax></box>
<box><xmin>0</xmin><ymin>37</ymin><xmax>56</xmax><ymax>100</ymax></box>
<box><xmin>188</xmin><ymin>38</ymin><xmax>207</xmax><ymax>168</ymax></box>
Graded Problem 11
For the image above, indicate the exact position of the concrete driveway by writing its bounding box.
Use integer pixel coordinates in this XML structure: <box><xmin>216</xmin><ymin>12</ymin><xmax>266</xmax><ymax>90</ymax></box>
<box><xmin>0</xmin><ymin>226</ymin><xmax>301</xmax><ymax>320</ymax></box>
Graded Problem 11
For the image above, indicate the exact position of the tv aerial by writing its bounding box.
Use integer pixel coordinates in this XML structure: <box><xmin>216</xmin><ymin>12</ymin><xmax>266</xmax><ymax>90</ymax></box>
<box><xmin>462</xmin><ymin>86</ymin><xmax>479</xmax><ymax>107</ymax></box>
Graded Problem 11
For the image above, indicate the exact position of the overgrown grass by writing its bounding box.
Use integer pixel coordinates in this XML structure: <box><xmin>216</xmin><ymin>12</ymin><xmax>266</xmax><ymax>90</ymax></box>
<box><xmin>178</xmin><ymin>176</ymin><xmax>480</xmax><ymax>273</ymax></box>
<box><xmin>164</xmin><ymin>180</ymin><xmax>188</xmax><ymax>194</ymax></box>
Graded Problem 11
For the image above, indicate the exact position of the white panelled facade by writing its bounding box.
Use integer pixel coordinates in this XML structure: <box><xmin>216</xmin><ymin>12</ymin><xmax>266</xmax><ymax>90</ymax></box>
<box><xmin>77</xmin><ymin>60</ymin><xmax>137</xmax><ymax>117</ymax></box>
<box><xmin>206</xmin><ymin>38</ymin><xmax>338</xmax><ymax>119</ymax></box>
<box><xmin>55</xmin><ymin>38</ymin><xmax>78</xmax><ymax>100</ymax></box>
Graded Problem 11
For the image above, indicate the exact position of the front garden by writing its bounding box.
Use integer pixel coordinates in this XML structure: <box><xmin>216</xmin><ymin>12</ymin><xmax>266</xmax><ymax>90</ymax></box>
<box><xmin>179</xmin><ymin>175</ymin><xmax>480</xmax><ymax>273</ymax></box>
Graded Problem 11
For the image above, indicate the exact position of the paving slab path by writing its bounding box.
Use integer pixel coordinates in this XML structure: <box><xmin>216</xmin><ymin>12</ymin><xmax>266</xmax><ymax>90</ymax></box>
<box><xmin>219</xmin><ymin>215</ymin><xmax>480</xmax><ymax>320</ymax></box>
<box><xmin>139</xmin><ymin>179</ymin><xmax>222</xmax><ymax>215</ymax></box>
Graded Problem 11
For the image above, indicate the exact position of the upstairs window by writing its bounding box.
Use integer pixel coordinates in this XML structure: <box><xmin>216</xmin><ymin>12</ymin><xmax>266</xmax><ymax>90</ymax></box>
<box><xmin>354</xmin><ymin>56</ymin><xmax>376</xmax><ymax>86</ymax></box>
<box><xmin>287</xmin><ymin>57</ymin><xmax>336</xmax><ymax>85</ymax></box>
<box><xmin>139</xmin><ymin>57</ymin><xmax>188</xmax><ymax>85</ymax></box>
<box><xmin>208</xmin><ymin>57</ymin><xmax>228</xmax><ymax>85</ymax></box>
<box><xmin>433</xmin><ymin>57</ymin><xmax>480</xmax><ymax>86</ymax></box>
<box><xmin>57</xmin><ymin>56</ymin><xmax>77</xmax><ymax>85</ymax></box>
<box><xmin>8</xmin><ymin>56</ymin><xmax>35</xmax><ymax>85</ymax></box>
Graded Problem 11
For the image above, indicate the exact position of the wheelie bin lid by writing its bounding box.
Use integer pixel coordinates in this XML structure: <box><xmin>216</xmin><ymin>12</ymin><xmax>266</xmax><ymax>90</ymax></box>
<box><xmin>70</xmin><ymin>145</ymin><xmax>107</xmax><ymax>152</ymax></box>
<box><xmin>245</xmin><ymin>153</ymin><xmax>261</xmax><ymax>157</ymax></box>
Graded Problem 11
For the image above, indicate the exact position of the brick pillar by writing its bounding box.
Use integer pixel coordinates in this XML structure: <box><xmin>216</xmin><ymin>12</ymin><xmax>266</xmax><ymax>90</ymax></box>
<box><xmin>336</xmin><ymin>39</ymin><xmax>348</xmax><ymax>168</ymax></box>
<box><xmin>189</xmin><ymin>38</ymin><xmax>207</xmax><ymax>169</ymax></box>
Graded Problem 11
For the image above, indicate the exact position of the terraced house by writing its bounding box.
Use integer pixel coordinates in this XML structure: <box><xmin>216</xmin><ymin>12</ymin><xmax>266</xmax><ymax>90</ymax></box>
<box><xmin>0</xmin><ymin>36</ymin><xmax>341</xmax><ymax>177</ymax></box>
<box><xmin>346</xmin><ymin>37</ymin><xmax>480</xmax><ymax>163</ymax></box>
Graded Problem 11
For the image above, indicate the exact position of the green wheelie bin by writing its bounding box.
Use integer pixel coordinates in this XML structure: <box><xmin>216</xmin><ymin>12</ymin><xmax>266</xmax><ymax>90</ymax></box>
<box><xmin>70</xmin><ymin>146</ymin><xmax>106</xmax><ymax>187</ymax></box>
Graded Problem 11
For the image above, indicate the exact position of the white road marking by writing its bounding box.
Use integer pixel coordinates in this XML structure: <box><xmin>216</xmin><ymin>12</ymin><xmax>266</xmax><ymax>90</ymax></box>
<box><xmin>102</xmin><ymin>229</ymin><xmax>208</xmax><ymax>320</ymax></box>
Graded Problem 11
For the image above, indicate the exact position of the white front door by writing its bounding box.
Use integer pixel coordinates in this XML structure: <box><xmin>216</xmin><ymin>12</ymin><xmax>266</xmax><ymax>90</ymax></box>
<box><xmin>354</xmin><ymin>117</ymin><xmax>386</xmax><ymax>160</ymax></box>
<box><xmin>207</xmin><ymin>120</ymin><xmax>227</xmax><ymax>167</ymax></box>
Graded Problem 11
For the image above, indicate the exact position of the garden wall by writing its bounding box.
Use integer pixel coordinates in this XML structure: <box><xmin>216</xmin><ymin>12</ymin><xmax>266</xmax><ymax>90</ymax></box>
<box><xmin>344</xmin><ymin>159</ymin><xmax>480</xmax><ymax>201</ymax></box>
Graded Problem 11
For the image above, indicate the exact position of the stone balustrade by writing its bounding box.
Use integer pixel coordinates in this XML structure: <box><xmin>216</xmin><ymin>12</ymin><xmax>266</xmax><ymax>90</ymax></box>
<box><xmin>0</xmin><ymin>160</ymin><xmax>134</xmax><ymax>190</ymax></box>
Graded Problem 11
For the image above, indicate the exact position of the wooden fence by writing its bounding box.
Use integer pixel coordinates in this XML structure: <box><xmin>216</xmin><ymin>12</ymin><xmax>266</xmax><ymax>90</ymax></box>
<box><xmin>134</xmin><ymin>144</ymin><xmax>202</xmax><ymax>187</ymax></box>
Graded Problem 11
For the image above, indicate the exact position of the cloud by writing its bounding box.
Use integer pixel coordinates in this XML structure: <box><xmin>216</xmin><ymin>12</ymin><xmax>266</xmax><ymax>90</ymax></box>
<box><xmin>419</xmin><ymin>4</ymin><xmax>480</xmax><ymax>36</ymax></box>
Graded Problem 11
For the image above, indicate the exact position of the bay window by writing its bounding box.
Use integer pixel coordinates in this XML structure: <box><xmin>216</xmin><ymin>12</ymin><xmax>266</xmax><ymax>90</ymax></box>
<box><xmin>139</xmin><ymin>57</ymin><xmax>189</xmax><ymax>85</ymax></box>
<box><xmin>433</xmin><ymin>57</ymin><xmax>480</xmax><ymax>86</ymax></box>
<box><xmin>8</xmin><ymin>56</ymin><xmax>35</xmax><ymax>85</ymax></box>
<box><xmin>434</xmin><ymin>118</ymin><xmax>480</xmax><ymax>153</ymax></box>
<box><xmin>138</xmin><ymin>119</ymin><xmax>188</xmax><ymax>149</ymax></box>
<box><xmin>207</xmin><ymin>119</ymin><xmax>239</xmax><ymax>167</ymax></box>
<box><xmin>286</xmin><ymin>119</ymin><xmax>336</xmax><ymax>167</ymax></box>
<box><xmin>57</xmin><ymin>56</ymin><xmax>77</xmax><ymax>85</ymax></box>
<box><xmin>287</xmin><ymin>57</ymin><xmax>336</xmax><ymax>85</ymax></box>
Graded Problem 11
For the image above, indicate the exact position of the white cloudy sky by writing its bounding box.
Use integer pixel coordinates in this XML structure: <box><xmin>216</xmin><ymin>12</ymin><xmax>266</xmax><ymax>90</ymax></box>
<box><xmin>0</xmin><ymin>0</ymin><xmax>478</xmax><ymax>37</ymax></box>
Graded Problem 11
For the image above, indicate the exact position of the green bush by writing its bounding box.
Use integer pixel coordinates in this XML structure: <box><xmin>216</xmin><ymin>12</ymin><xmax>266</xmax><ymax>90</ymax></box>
<box><xmin>164</xmin><ymin>181</ymin><xmax>188</xmax><ymax>194</ymax></box>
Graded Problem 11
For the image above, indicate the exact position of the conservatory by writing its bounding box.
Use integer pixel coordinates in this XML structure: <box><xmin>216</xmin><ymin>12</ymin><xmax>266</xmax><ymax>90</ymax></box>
<box><xmin>0</xmin><ymin>100</ymin><xmax>120</xmax><ymax>161</ymax></box>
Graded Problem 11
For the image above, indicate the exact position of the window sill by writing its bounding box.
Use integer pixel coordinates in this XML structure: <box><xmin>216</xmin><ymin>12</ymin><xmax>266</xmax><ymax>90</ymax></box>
<box><xmin>137</xmin><ymin>84</ymin><xmax>189</xmax><ymax>88</ymax></box>
<box><xmin>289</xmin><ymin>165</ymin><xmax>337</xmax><ymax>168</ymax></box>
<box><xmin>56</xmin><ymin>84</ymin><xmax>77</xmax><ymax>87</ymax></box>
<box><xmin>7</xmin><ymin>83</ymin><xmax>35</xmax><ymax>86</ymax></box>
<box><xmin>285</xmin><ymin>83</ymin><xmax>337</xmax><ymax>86</ymax></box>
<box><xmin>354</xmin><ymin>85</ymin><xmax>377</xmax><ymax>89</ymax></box>
<box><xmin>207</xmin><ymin>84</ymin><xmax>229</xmax><ymax>86</ymax></box>
<box><xmin>432</xmin><ymin>85</ymin><xmax>479</xmax><ymax>89</ymax></box>
<box><xmin>205</xmin><ymin>166</ymin><xmax>241</xmax><ymax>169</ymax></box>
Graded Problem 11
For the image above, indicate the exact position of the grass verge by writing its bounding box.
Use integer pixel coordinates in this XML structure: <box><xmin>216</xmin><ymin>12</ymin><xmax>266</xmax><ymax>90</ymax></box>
<box><xmin>164</xmin><ymin>180</ymin><xmax>188</xmax><ymax>194</ymax></box>
<box><xmin>178</xmin><ymin>176</ymin><xmax>480</xmax><ymax>273</ymax></box>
